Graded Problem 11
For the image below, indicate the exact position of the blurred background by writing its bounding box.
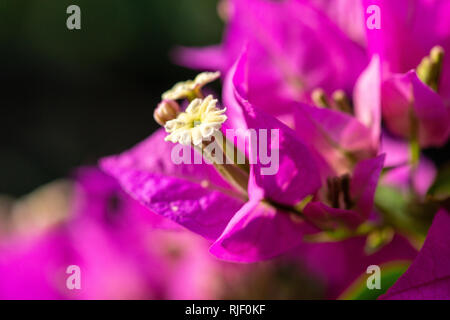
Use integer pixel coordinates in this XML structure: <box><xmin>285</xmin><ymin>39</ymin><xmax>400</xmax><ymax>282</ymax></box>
<box><xmin>0</xmin><ymin>0</ymin><xmax>223</xmax><ymax>197</ymax></box>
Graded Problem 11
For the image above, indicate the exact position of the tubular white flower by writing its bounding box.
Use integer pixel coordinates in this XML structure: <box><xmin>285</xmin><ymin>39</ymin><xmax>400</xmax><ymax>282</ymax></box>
<box><xmin>162</xmin><ymin>71</ymin><xmax>221</xmax><ymax>100</ymax></box>
<box><xmin>164</xmin><ymin>95</ymin><xmax>227</xmax><ymax>146</ymax></box>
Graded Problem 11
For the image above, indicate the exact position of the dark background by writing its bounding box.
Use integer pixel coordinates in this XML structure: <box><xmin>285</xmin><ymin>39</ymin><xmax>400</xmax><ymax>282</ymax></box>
<box><xmin>0</xmin><ymin>0</ymin><xmax>223</xmax><ymax>196</ymax></box>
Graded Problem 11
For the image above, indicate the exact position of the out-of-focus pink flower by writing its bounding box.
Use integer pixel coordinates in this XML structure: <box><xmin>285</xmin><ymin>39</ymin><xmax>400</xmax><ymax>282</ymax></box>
<box><xmin>175</xmin><ymin>0</ymin><xmax>367</xmax><ymax>120</ymax></box>
<box><xmin>304</xmin><ymin>0</ymin><xmax>367</xmax><ymax>46</ymax></box>
<box><xmin>365</xmin><ymin>0</ymin><xmax>450</xmax><ymax>147</ymax></box>
<box><xmin>380</xmin><ymin>71</ymin><xmax>450</xmax><ymax>147</ymax></box>
<box><xmin>364</xmin><ymin>0</ymin><xmax>450</xmax><ymax>89</ymax></box>
<box><xmin>0</xmin><ymin>168</ymin><xmax>242</xmax><ymax>299</ymax></box>
<box><xmin>381</xmin><ymin>209</ymin><xmax>450</xmax><ymax>299</ymax></box>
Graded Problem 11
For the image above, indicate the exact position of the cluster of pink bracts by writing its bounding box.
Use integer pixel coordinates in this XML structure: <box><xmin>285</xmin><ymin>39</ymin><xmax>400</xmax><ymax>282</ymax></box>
<box><xmin>1</xmin><ymin>0</ymin><xmax>449</xmax><ymax>299</ymax></box>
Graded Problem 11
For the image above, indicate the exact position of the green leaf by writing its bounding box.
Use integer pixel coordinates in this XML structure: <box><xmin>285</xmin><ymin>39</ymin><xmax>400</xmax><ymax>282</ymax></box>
<box><xmin>338</xmin><ymin>261</ymin><xmax>410</xmax><ymax>300</ymax></box>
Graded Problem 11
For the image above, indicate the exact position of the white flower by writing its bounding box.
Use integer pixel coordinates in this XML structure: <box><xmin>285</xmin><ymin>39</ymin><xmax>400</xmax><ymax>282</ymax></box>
<box><xmin>162</xmin><ymin>71</ymin><xmax>221</xmax><ymax>100</ymax></box>
<box><xmin>164</xmin><ymin>95</ymin><xmax>227</xmax><ymax>146</ymax></box>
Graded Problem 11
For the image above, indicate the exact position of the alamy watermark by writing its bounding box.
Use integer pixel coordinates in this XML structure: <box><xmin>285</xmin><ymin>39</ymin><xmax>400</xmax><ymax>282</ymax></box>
<box><xmin>66</xmin><ymin>5</ymin><xmax>81</xmax><ymax>30</ymax></box>
<box><xmin>366</xmin><ymin>265</ymin><xmax>381</xmax><ymax>290</ymax></box>
<box><xmin>66</xmin><ymin>265</ymin><xmax>81</xmax><ymax>290</ymax></box>
<box><xmin>366</xmin><ymin>5</ymin><xmax>381</xmax><ymax>30</ymax></box>
<box><xmin>171</xmin><ymin>129</ymin><xmax>280</xmax><ymax>176</ymax></box>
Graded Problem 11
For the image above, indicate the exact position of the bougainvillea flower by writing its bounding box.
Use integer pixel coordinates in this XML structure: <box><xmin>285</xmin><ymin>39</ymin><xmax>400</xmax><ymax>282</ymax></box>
<box><xmin>351</xmin><ymin>51</ymin><xmax>442</xmax><ymax>195</ymax></box>
<box><xmin>221</xmin><ymin>47</ymin><xmax>381</xmax><ymax>179</ymax></box>
<box><xmin>227</xmin><ymin>51</ymin><xmax>322</xmax><ymax>205</ymax></box>
<box><xmin>178</xmin><ymin>0</ymin><xmax>382</xmax><ymax>171</ymax></box>
<box><xmin>73</xmin><ymin>170</ymin><xmax>357</xmax><ymax>297</ymax></box>
<box><xmin>225</xmin><ymin>49</ymin><xmax>385</xmax><ymax>232</ymax></box>
<box><xmin>381</xmin><ymin>209</ymin><xmax>450</xmax><ymax>299</ymax></box>
<box><xmin>283</xmin><ymin>54</ymin><xmax>382</xmax><ymax>176</ymax></box>
<box><xmin>209</xmin><ymin>198</ymin><xmax>318</xmax><ymax>263</ymax></box>
<box><xmin>101</xmin><ymin>129</ymin><xmax>245</xmax><ymax>241</ymax></box>
<box><xmin>176</xmin><ymin>0</ymin><xmax>367</xmax><ymax>119</ymax></box>
<box><xmin>302</xmin><ymin>154</ymin><xmax>385</xmax><ymax>231</ymax></box>
<box><xmin>73</xmin><ymin>171</ymin><xmax>366</xmax><ymax>298</ymax></box>
<box><xmin>209</xmin><ymin>93</ymin><xmax>323</xmax><ymax>261</ymax></box>
<box><xmin>102</xmin><ymin>81</ymin><xmax>324</xmax><ymax>262</ymax></box>
<box><xmin>293</xmin><ymin>102</ymin><xmax>377</xmax><ymax>175</ymax></box>
<box><xmin>381</xmin><ymin>71</ymin><xmax>450</xmax><ymax>147</ymax></box>
<box><xmin>365</xmin><ymin>0</ymin><xmax>450</xmax><ymax>147</ymax></box>
<box><xmin>364</xmin><ymin>0</ymin><xmax>450</xmax><ymax>98</ymax></box>
<box><xmin>192</xmin><ymin>52</ymin><xmax>389</xmax><ymax>263</ymax></box>
<box><xmin>102</xmin><ymin>51</ymin><xmax>364</xmax><ymax>262</ymax></box>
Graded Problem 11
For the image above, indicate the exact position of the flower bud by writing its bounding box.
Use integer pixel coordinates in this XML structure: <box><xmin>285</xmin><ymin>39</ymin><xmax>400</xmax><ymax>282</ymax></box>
<box><xmin>417</xmin><ymin>45</ymin><xmax>445</xmax><ymax>91</ymax></box>
<box><xmin>332</xmin><ymin>90</ymin><xmax>352</xmax><ymax>114</ymax></box>
<box><xmin>311</xmin><ymin>88</ymin><xmax>330</xmax><ymax>108</ymax></box>
<box><xmin>154</xmin><ymin>100</ymin><xmax>180</xmax><ymax>126</ymax></box>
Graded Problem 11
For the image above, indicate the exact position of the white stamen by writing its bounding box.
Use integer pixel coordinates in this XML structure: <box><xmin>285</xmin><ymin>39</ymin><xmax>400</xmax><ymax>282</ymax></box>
<box><xmin>164</xmin><ymin>95</ymin><xmax>227</xmax><ymax>146</ymax></box>
<box><xmin>162</xmin><ymin>71</ymin><xmax>221</xmax><ymax>100</ymax></box>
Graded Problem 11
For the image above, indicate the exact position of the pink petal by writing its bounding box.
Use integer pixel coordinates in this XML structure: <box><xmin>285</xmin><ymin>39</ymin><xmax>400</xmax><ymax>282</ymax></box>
<box><xmin>354</xmin><ymin>55</ymin><xmax>382</xmax><ymax>149</ymax></box>
<box><xmin>382</xmin><ymin>71</ymin><xmax>450</xmax><ymax>147</ymax></box>
<box><xmin>381</xmin><ymin>209</ymin><xmax>450</xmax><ymax>299</ymax></box>
<box><xmin>210</xmin><ymin>198</ymin><xmax>317</xmax><ymax>262</ymax></box>
<box><xmin>351</xmin><ymin>154</ymin><xmax>386</xmax><ymax>219</ymax></box>
<box><xmin>100</xmin><ymin>129</ymin><xmax>245</xmax><ymax>240</ymax></box>
<box><xmin>227</xmin><ymin>49</ymin><xmax>322</xmax><ymax>206</ymax></box>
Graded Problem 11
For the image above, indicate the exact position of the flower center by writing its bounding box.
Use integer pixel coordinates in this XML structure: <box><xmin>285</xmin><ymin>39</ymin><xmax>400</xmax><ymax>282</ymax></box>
<box><xmin>164</xmin><ymin>95</ymin><xmax>227</xmax><ymax>146</ymax></box>
<box><xmin>162</xmin><ymin>71</ymin><xmax>221</xmax><ymax>101</ymax></box>
<box><xmin>326</xmin><ymin>174</ymin><xmax>354</xmax><ymax>210</ymax></box>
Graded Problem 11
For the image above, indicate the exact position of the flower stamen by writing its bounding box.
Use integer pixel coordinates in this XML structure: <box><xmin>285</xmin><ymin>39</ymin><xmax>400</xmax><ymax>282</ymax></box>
<box><xmin>164</xmin><ymin>95</ymin><xmax>227</xmax><ymax>146</ymax></box>
<box><xmin>417</xmin><ymin>45</ymin><xmax>445</xmax><ymax>91</ymax></box>
<box><xmin>326</xmin><ymin>174</ymin><xmax>354</xmax><ymax>210</ymax></box>
<box><xmin>162</xmin><ymin>71</ymin><xmax>221</xmax><ymax>101</ymax></box>
<box><xmin>332</xmin><ymin>90</ymin><xmax>353</xmax><ymax>114</ymax></box>
<box><xmin>311</xmin><ymin>88</ymin><xmax>330</xmax><ymax>108</ymax></box>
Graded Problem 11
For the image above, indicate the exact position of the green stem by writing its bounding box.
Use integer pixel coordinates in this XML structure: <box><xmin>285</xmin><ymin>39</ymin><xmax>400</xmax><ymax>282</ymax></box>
<box><xmin>410</xmin><ymin>136</ymin><xmax>420</xmax><ymax>169</ymax></box>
